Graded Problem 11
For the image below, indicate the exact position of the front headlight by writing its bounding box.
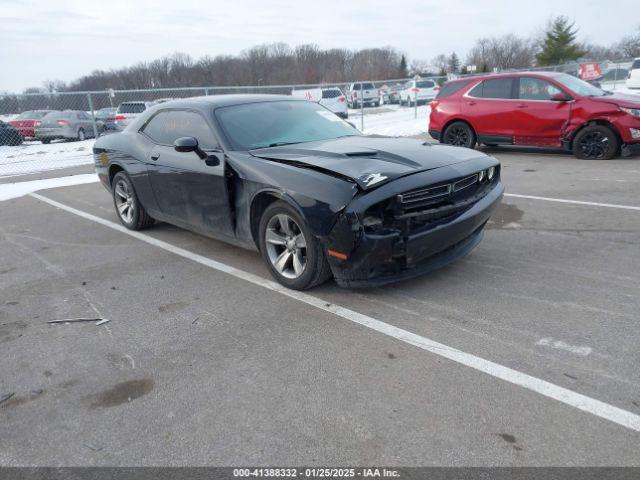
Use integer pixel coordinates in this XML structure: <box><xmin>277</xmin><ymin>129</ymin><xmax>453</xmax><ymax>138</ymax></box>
<box><xmin>620</xmin><ymin>106</ymin><xmax>640</xmax><ymax>118</ymax></box>
<box><xmin>487</xmin><ymin>166</ymin><xmax>496</xmax><ymax>180</ymax></box>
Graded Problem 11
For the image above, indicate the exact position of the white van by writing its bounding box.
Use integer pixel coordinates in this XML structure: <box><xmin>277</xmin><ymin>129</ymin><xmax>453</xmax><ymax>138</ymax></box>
<box><xmin>627</xmin><ymin>58</ymin><xmax>640</xmax><ymax>89</ymax></box>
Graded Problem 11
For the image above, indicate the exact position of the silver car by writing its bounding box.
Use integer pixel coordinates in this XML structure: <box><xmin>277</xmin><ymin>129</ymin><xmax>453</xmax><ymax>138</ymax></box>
<box><xmin>114</xmin><ymin>101</ymin><xmax>156</xmax><ymax>130</ymax></box>
<box><xmin>34</xmin><ymin>110</ymin><xmax>96</xmax><ymax>143</ymax></box>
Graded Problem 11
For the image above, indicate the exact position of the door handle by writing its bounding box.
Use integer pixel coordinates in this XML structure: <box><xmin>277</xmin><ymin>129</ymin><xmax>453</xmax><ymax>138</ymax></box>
<box><xmin>150</xmin><ymin>153</ymin><xmax>160</xmax><ymax>160</ymax></box>
<box><xmin>517</xmin><ymin>104</ymin><xmax>528</xmax><ymax>108</ymax></box>
<box><xmin>467</xmin><ymin>101</ymin><xmax>476</xmax><ymax>106</ymax></box>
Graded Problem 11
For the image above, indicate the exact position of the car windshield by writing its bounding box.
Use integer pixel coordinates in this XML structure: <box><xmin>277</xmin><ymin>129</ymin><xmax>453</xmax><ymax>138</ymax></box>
<box><xmin>16</xmin><ymin>110</ymin><xmax>49</xmax><ymax>119</ymax></box>
<box><xmin>352</xmin><ymin>83</ymin><xmax>375</xmax><ymax>90</ymax></box>
<box><xmin>553</xmin><ymin>73</ymin><xmax>608</xmax><ymax>97</ymax></box>
<box><xmin>118</xmin><ymin>103</ymin><xmax>146</xmax><ymax>114</ymax></box>
<box><xmin>215</xmin><ymin>100</ymin><xmax>359</xmax><ymax>151</ymax></box>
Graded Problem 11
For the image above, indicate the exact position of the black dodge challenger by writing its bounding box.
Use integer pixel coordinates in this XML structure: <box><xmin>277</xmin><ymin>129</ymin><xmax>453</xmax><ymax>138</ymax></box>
<box><xmin>94</xmin><ymin>95</ymin><xmax>503</xmax><ymax>289</ymax></box>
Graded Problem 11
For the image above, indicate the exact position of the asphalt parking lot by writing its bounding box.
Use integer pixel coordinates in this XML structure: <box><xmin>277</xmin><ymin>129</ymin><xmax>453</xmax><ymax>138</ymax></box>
<box><xmin>1</xmin><ymin>146</ymin><xmax>639</xmax><ymax>466</ymax></box>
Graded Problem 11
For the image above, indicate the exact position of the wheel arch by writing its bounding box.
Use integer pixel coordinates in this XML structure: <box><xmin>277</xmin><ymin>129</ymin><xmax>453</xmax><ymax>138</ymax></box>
<box><xmin>567</xmin><ymin>119</ymin><xmax>623</xmax><ymax>149</ymax></box>
<box><xmin>249</xmin><ymin>189</ymin><xmax>305</xmax><ymax>249</ymax></box>
<box><xmin>108</xmin><ymin>163</ymin><xmax>125</xmax><ymax>188</ymax></box>
<box><xmin>440</xmin><ymin>118</ymin><xmax>477</xmax><ymax>142</ymax></box>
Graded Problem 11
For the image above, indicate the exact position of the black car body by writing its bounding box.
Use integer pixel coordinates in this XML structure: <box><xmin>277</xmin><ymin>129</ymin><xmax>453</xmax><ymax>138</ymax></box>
<box><xmin>93</xmin><ymin>95</ymin><xmax>503</xmax><ymax>289</ymax></box>
<box><xmin>0</xmin><ymin>120</ymin><xmax>24</xmax><ymax>146</ymax></box>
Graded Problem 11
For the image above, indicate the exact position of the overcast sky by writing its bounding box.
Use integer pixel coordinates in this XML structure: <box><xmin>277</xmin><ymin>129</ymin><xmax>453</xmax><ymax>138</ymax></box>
<box><xmin>0</xmin><ymin>0</ymin><xmax>637</xmax><ymax>92</ymax></box>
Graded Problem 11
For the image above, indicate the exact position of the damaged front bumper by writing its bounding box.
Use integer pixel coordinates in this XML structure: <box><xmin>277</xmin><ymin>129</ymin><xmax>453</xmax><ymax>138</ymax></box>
<box><xmin>325</xmin><ymin>168</ymin><xmax>504</xmax><ymax>288</ymax></box>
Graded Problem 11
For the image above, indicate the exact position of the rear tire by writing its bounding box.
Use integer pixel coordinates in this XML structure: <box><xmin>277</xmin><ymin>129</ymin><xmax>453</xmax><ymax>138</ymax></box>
<box><xmin>572</xmin><ymin>125</ymin><xmax>619</xmax><ymax>160</ymax></box>
<box><xmin>112</xmin><ymin>171</ymin><xmax>155</xmax><ymax>230</ymax></box>
<box><xmin>442</xmin><ymin>121</ymin><xmax>477</xmax><ymax>149</ymax></box>
<box><xmin>42</xmin><ymin>139</ymin><xmax>51</xmax><ymax>144</ymax></box>
<box><xmin>258</xmin><ymin>201</ymin><xmax>332</xmax><ymax>290</ymax></box>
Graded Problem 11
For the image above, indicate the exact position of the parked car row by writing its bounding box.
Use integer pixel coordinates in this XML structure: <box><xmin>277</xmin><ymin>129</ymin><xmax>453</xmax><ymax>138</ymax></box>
<box><xmin>4</xmin><ymin>109</ymin><xmax>98</xmax><ymax>145</ymax></box>
<box><xmin>430</xmin><ymin>71</ymin><xmax>640</xmax><ymax>160</ymax></box>
<box><xmin>2</xmin><ymin>101</ymin><xmax>160</xmax><ymax>146</ymax></box>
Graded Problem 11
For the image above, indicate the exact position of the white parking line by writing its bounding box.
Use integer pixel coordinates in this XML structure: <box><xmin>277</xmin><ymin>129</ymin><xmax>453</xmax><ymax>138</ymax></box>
<box><xmin>505</xmin><ymin>193</ymin><xmax>640</xmax><ymax>211</ymax></box>
<box><xmin>29</xmin><ymin>192</ymin><xmax>640</xmax><ymax>433</ymax></box>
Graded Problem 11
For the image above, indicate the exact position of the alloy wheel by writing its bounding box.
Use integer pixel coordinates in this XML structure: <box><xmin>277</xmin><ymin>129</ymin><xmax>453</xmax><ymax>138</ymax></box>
<box><xmin>445</xmin><ymin>126</ymin><xmax>471</xmax><ymax>147</ymax></box>
<box><xmin>114</xmin><ymin>179</ymin><xmax>135</xmax><ymax>224</ymax></box>
<box><xmin>578</xmin><ymin>131</ymin><xmax>609</xmax><ymax>159</ymax></box>
<box><xmin>265</xmin><ymin>213</ymin><xmax>308</xmax><ymax>279</ymax></box>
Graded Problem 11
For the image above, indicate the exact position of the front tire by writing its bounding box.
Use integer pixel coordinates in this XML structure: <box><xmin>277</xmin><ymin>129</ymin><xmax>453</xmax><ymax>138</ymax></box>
<box><xmin>259</xmin><ymin>201</ymin><xmax>332</xmax><ymax>290</ymax></box>
<box><xmin>573</xmin><ymin>125</ymin><xmax>619</xmax><ymax>160</ymax></box>
<box><xmin>112</xmin><ymin>171</ymin><xmax>155</xmax><ymax>230</ymax></box>
<box><xmin>442</xmin><ymin>121</ymin><xmax>477</xmax><ymax>149</ymax></box>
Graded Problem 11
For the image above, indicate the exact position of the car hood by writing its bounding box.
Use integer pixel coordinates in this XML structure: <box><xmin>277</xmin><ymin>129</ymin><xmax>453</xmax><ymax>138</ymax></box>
<box><xmin>590</xmin><ymin>93</ymin><xmax>640</xmax><ymax>108</ymax></box>
<box><xmin>249</xmin><ymin>136</ymin><xmax>486</xmax><ymax>189</ymax></box>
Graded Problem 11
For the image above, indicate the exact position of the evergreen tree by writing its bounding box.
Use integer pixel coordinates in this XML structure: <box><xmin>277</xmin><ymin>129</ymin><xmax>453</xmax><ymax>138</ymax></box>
<box><xmin>398</xmin><ymin>55</ymin><xmax>408</xmax><ymax>77</ymax></box>
<box><xmin>536</xmin><ymin>16</ymin><xmax>586</xmax><ymax>65</ymax></box>
<box><xmin>448</xmin><ymin>52</ymin><xmax>460</xmax><ymax>73</ymax></box>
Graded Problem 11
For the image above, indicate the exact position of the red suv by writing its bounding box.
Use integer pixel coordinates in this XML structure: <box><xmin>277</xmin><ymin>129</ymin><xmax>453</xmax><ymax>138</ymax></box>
<box><xmin>429</xmin><ymin>72</ymin><xmax>640</xmax><ymax>160</ymax></box>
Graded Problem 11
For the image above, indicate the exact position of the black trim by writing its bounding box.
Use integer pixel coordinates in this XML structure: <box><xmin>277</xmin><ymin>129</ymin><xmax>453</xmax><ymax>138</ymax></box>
<box><xmin>428</xmin><ymin>129</ymin><xmax>441</xmax><ymax>141</ymax></box>
<box><xmin>477</xmin><ymin>134</ymin><xmax>512</xmax><ymax>145</ymax></box>
<box><xmin>621</xmin><ymin>143</ymin><xmax>640</xmax><ymax>157</ymax></box>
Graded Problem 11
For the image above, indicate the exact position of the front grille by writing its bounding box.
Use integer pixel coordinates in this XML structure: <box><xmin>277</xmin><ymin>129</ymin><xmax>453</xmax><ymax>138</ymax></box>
<box><xmin>397</xmin><ymin>184</ymin><xmax>451</xmax><ymax>204</ymax></box>
<box><xmin>392</xmin><ymin>171</ymin><xmax>498</xmax><ymax>230</ymax></box>
<box><xmin>453</xmin><ymin>174</ymin><xmax>478</xmax><ymax>192</ymax></box>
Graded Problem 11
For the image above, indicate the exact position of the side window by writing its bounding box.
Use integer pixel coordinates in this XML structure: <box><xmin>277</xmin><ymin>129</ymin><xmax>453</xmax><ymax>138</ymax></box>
<box><xmin>518</xmin><ymin>77</ymin><xmax>562</xmax><ymax>101</ymax></box>
<box><xmin>142</xmin><ymin>110</ymin><xmax>217</xmax><ymax>149</ymax></box>
<box><xmin>436</xmin><ymin>80</ymin><xmax>473</xmax><ymax>98</ymax></box>
<box><xmin>469</xmin><ymin>78</ymin><xmax>514</xmax><ymax>99</ymax></box>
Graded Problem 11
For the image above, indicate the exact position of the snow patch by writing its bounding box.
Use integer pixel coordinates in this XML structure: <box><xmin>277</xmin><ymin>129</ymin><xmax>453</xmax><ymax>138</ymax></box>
<box><xmin>0</xmin><ymin>139</ymin><xmax>95</xmax><ymax>178</ymax></box>
<box><xmin>0</xmin><ymin>174</ymin><xmax>99</xmax><ymax>201</ymax></box>
<box><xmin>350</xmin><ymin>104</ymin><xmax>431</xmax><ymax>137</ymax></box>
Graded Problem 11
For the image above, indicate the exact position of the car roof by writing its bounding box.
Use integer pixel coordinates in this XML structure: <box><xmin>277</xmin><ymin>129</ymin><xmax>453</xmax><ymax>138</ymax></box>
<box><xmin>145</xmin><ymin>94</ymin><xmax>305</xmax><ymax>110</ymax></box>
<box><xmin>454</xmin><ymin>71</ymin><xmax>566</xmax><ymax>82</ymax></box>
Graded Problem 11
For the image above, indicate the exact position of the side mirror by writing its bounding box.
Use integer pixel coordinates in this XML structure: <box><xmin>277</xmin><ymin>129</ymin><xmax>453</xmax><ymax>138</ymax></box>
<box><xmin>174</xmin><ymin>136</ymin><xmax>207</xmax><ymax>159</ymax></box>
<box><xmin>551</xmin><ymin>92</ymin><xmax>572</xmax><ymax>102</ymax></box>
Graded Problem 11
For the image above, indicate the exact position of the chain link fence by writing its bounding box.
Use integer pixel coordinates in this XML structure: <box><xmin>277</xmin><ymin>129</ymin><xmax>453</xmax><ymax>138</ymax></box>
<box><xmin>1</xmin><ymin>59</ymin><xmax>637</xmax><ymax>178</ymax></box>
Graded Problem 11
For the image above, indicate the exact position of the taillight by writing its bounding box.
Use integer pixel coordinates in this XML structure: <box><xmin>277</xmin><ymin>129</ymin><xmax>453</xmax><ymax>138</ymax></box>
<box><xmin>352</xmin><ymin>92</ymin><xmax>357</xmax><ymax>98</ymax></box>
<box><xmin>411</xmin><ymin>88</ymin><xmax>419</xmax><ymax>93</ymax></box>
<box><xmin>431</xmin><ymin>100</ymin><xmax>440</xmax><ymax>110</ymax></box>
<box><xmin>337</xmin><ymin>96</ymin><xmax>346</xmax><ymax>103</ymax></box>
<box><xmin>433</xmin><ymin>86</ymin><xmax>441</xmax><ymax>91</ymax></box>
<box><xmin>114</xmin><ymin>114</ymin><xmax>126</xmax><ymax>121</ymax></box>
<box><xmin>34</xmin><ymin>121</ymin><xmax>41</xmax><ymax>127</ymax></box>
<box><xmin>57</xmin><ymin>120</ymin><xmax>69</xmax><ymax>126</ymax></box>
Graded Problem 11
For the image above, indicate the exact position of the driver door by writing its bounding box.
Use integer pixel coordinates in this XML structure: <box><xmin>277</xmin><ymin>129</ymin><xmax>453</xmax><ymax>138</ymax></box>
<box><xmin>141</xmin><ymin>109</ymin><xmax>234</xmax><ymax>238</ymax></box>
<box><xmin>512</xmin><ymin>77</ymin><xmax>572</xmax><ymax>147</ymax></box>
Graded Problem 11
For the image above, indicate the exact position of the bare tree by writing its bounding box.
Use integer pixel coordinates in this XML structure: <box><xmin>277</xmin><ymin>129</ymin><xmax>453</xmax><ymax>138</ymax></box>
<box><xmin>467</xmin><ymin>34</ymin><xmax>536</xmax><ymax>70</ymax></box>
<box><xmin>618</xmin><ymin>26</ymin><xmax>640</xmax><ymax>58</ymax></box>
